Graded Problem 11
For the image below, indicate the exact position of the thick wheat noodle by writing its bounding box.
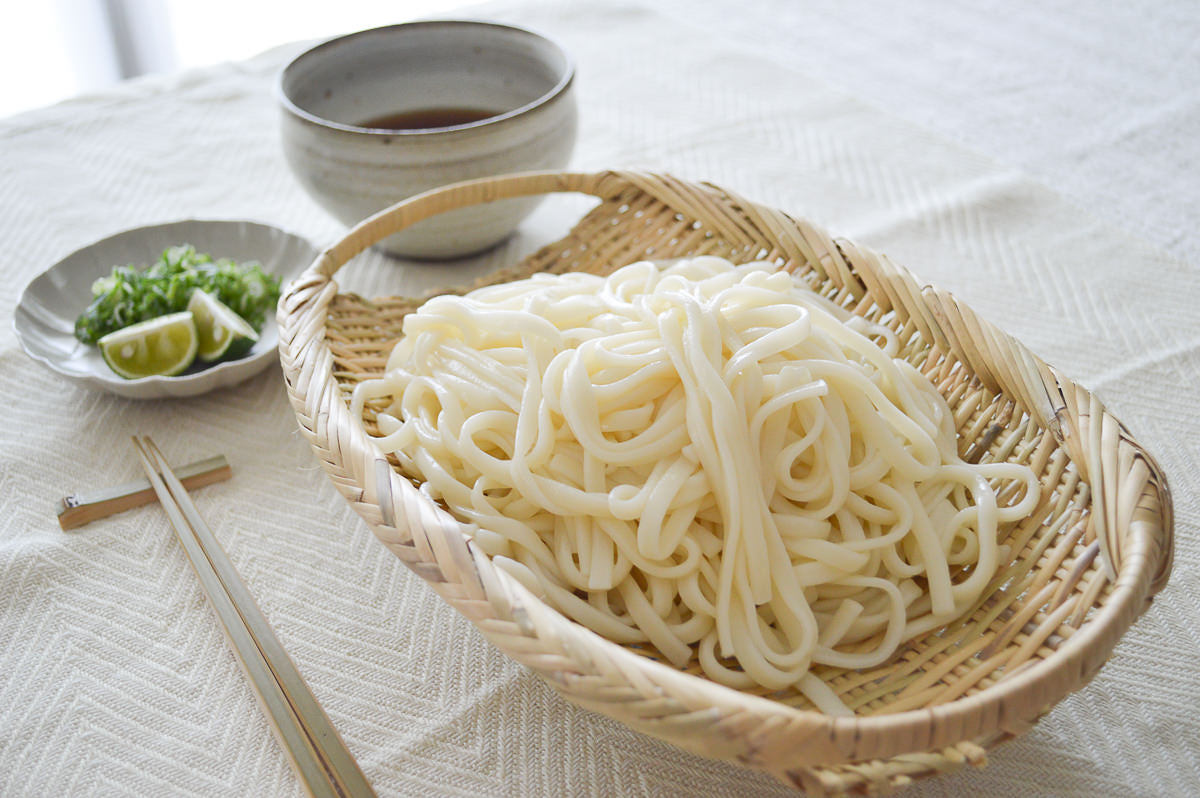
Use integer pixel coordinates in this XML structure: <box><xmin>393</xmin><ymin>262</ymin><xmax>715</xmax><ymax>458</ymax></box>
<box><xmin>351</xmin><ymin>257</ymin><xmax>1038</xmax><ymax>713</ymax></box>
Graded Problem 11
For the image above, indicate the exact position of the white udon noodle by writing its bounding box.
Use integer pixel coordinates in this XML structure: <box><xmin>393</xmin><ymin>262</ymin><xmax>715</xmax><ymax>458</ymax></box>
<box><xmin>351</xmin><ymin>256</ymin><xmax>1038</xmax><ymax>714</ymax></box>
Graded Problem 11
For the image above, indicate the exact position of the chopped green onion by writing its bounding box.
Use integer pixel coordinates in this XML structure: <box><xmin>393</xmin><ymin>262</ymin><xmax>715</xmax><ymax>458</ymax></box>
<box><xmin>74</xmin><ymin>244</ymin><xmax>281</xmax><ymax>345</ymax></box>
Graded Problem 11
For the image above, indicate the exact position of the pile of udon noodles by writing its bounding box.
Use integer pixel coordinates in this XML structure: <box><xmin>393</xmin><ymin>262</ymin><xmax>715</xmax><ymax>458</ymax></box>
<box><xmin>351</xmin><ymin>256</ymin><xmax>1038</xmax><ymax>714</ymax></box>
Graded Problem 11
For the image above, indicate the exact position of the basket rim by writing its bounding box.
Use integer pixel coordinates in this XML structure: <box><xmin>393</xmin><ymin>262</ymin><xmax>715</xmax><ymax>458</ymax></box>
<box><xmin>276</xmin><ymin>169</ymin><xmax>1174</xmax><ymax>767</ymax></box>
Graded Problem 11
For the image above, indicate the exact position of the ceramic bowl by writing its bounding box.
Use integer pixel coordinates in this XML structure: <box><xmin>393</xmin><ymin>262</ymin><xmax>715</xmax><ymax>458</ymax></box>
<box><xmin>277</xmin><ymin>20</ymin><xmax>577</xmax><ymax>259</ymax></box>
<box><xmin>13</xmin><ymin>219</ymin><xmax>318</xmax><ymax>400</ymax></box>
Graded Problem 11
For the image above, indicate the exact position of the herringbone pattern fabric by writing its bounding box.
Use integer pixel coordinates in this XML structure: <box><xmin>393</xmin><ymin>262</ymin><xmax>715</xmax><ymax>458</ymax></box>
<box><xmin>0</xmin><ymin>2</ymin><xmax>1194</xmax><ymax>796</ymax></box>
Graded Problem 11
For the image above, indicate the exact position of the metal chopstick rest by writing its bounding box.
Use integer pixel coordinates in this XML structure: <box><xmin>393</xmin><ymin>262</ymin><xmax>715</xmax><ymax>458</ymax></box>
<box><xmin>58</xmin><ymin>454</ymin><xmax>231</xmax><ymax>530</ymax></box>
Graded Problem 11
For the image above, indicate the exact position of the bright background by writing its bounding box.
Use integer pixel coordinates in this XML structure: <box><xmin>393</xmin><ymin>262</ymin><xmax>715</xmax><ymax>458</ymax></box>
<box><xmin>0</xmin><ymin>0</ymin><xmax>474</xmax><ymax>117</ymax></box>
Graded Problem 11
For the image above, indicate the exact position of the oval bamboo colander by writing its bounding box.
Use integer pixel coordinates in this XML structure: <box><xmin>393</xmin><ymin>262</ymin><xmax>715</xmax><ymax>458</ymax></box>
<box><xmin>277</xmin><ymin>171</ymin><xmax>1173</xmax><ymax>796</ymax></box>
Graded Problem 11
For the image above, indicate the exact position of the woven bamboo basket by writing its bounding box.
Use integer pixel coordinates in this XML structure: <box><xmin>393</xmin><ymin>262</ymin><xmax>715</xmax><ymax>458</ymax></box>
<box><xmin>277</xmin><ymin>171</ymin><xmax>1173</xmax><ymax>796</ymax></box>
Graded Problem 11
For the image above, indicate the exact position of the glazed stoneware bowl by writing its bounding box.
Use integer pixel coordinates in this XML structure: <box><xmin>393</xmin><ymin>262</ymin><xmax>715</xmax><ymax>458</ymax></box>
<box><xmin>278</xmin><ymin>20</ymin><xmax>577</xmax><ymax>259</ymax></box>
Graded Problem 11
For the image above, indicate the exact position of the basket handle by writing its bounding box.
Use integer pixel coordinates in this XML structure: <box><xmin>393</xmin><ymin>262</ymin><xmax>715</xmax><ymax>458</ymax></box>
<box><xmin>310</xmin><ymin>170</ymin><xmax>633</xmax><ymax>280</ymax></box>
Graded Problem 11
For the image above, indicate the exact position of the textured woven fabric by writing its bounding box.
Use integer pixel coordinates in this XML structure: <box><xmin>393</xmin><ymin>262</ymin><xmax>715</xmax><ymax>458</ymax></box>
<box><xmin>1</xmin><ymin>2</ymin><xmax>1196</xmax><ymax>796</ymax></box>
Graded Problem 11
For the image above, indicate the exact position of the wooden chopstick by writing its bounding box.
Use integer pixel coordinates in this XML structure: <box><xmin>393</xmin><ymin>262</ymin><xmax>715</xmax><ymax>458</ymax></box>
<box><xmin>132</xmin><ymin>436</ymin><xmax>376</xmax><ymax>798</ymax></box>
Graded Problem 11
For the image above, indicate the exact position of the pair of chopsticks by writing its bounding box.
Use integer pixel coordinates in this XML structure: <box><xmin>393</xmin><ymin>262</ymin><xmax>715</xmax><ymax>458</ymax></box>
<box><xmin>132</xmin><ymin>436</ymin><xmax>376</xmax><ymax>798</ymax></box>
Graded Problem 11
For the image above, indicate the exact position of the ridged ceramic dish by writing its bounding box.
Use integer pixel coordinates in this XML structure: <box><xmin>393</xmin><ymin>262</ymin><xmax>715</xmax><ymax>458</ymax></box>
<box><xmin>278</xmin><ymin>171</ymin><xmax>1173</xmax><ymax>795</ymax></box>
<box><xmin>15</xmin><ymin>219</ymin><xmax>318</xmax><ymax>399</ymax></box>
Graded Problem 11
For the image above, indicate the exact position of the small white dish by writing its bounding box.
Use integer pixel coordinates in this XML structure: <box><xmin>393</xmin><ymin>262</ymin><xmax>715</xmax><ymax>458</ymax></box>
<box><xmin>13</xmin><ymin>219</ymin><xmax>318</xmax><ymax>400</ymax></box>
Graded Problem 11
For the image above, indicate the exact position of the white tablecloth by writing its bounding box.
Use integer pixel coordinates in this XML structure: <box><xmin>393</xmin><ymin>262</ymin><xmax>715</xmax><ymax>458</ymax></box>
<box><xmin>2</xmin><ymin>2</ymin><xmax>1196</xmax><ymax>796</ymax></box>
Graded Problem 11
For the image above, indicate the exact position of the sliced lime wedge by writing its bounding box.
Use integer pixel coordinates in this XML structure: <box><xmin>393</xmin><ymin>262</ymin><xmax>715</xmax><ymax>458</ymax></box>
<box><xmin>98</xmin><ymin>311</ymin><xmax>198</xmax><ymax>379</ymax></box>
<box><xmin>188</xmin><ymin>289</ymin><xmax>259</xmax><ymax>362</ymax></box>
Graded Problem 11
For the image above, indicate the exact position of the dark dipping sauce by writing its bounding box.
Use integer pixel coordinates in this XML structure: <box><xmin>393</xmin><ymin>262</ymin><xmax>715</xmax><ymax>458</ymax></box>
<box><xmin>359</xmin><ymin>107</ymin><xmax>501</xmax><ymax>130</ymax></box>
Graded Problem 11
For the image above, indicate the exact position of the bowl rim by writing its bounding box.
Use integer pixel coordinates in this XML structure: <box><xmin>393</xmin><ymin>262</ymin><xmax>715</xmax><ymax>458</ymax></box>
<box><xmin>276</xmin><ymin>19</ymin><xmax>577</xmax><ymax>137</ymax></box>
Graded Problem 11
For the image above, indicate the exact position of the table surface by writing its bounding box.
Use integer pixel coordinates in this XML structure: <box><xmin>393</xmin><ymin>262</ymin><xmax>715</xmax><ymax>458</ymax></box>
<box><xmin>1</xmin><ymin>1</ymin><xmax>1196</xmax><ymax>796</ymax></box>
